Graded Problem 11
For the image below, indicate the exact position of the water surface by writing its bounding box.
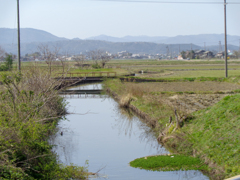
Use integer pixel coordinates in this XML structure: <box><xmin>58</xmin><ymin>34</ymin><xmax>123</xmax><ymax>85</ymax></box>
<box><xmin>53</xmin><ymin>85</ymin><xmax>209</xmax><ymax>180</ymax></box>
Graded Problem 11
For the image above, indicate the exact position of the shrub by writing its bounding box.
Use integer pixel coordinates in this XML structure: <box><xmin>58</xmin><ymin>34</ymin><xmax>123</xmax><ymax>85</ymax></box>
<box><xmin>0</xmin><ymin>55</ymin><xmax>13</xmax><ymax>71</ymax></box>
<box><xmin>0</xmin><ymin>67</ymin><xmax>88</xmax><ymax>179</ymax></box>
<box><xmin>91</xmin><ymin>63</ymin><xmax>101</xmax><ymax>69</ymax></box>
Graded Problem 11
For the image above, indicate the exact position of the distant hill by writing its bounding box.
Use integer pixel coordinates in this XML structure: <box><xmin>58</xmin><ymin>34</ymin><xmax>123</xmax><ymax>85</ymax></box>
<box><xmin>88</xmin><ymin>34</ymin><xmax>240</xmax><ymax>46</ymax></box>
<box><xmin>2</xmin><ymin>39</ymin><xmax>239</xmax><ymax>56</ymax></box>
<box><xmin>158</xmin><ymin>34</ymin><xmax>240</xmax><ymax>47</ymax></box>
<box><xmin>0</xmin><ymin>28</ymin><xmax>239</xmax><ymax>55</ymax></box>
<box><xmin>1</xmin><ymin>39</ymin><xmax>202</xmax><ymax>55</ymax></box>
<box><xmin>0</xmin><ymin>28</ymin><xmax>67</xmax><ymax>44</ymax></box>
<box><xmin>86</xmin><ymin>35</ymin><xmax>168</xmax><ymax>43</ymax></box>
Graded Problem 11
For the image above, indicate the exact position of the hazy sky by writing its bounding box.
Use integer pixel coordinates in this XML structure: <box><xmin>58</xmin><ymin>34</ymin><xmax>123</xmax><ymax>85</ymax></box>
<box><xmin>0</xmin><ymin>0</ymin><xmax>240</xmax><ymax>39</ymax></box>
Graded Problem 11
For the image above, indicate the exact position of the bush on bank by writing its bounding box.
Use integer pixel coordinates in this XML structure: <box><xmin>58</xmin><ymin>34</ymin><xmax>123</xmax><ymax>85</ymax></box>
<box><xmin>0</xmin><ymin>69</ymin><xmax>88</xmax><ymax>179</ymax></box>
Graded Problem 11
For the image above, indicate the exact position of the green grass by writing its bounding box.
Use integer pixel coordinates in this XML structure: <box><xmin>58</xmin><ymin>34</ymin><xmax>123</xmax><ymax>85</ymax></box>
<box><xmin>108</xmin><ymin>59</ymin><xmax>240</xmax><ymax>66</ymax></box>
<box><xmin>179</xmin><ymin>94</ymin><xmax>240</xmax><ymax>178</ymax></box>
<box><xmin>10</xmin><ymin>59</ymin><xmax>240</xmax><ymax>79</ymax></box>
<box><xmin>121</xmin><ymin>75</ymin><xmax>240</xmax><ymax>84</ymax></box>
<box><xmin>104</xmin><ymin>78</ymin><xmax>240</xmax><ymax>179</ymax></box>
<box><xmin>130</xmin><ymin>154</ymin><xmax>208</xmax><ymax>171</ymax></box>
<box><xmin>69</xmin><ymin>68</ymin><xmax>130</xmax><ymax>76</ymax></box>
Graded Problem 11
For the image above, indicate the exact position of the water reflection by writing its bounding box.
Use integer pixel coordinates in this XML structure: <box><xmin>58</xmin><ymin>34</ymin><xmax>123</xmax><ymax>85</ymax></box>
<box><xmin>114</xmin><ymin>106</ymin><xmax>164</xmax><ymax>152</ymax></box>
<box><xmin>68</xmin><ymin>83</ymin><xmax>102</xmax><ymax>90</ymax></box>
<box><xmin>52</xmin><ymin>84</ymin><xmax>209</xmax><ymax>180</ymax></box>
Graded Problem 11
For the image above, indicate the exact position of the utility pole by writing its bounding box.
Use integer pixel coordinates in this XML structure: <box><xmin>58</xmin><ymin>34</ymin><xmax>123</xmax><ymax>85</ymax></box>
<box><xmin>219</xmin><ymin>41</ymin><xmax>222</xmax><ymax>52</ymax></box>
<box><xmin>224</xmin><ymin>0</ymin><xmax>228</xmax><ymax>77</ymax></box>
<box><xmin>170</xmin><ymin>44</ymin><xmax>172</xmax><ymax>59</ymax></box>
<box><xmin>17</xmin><ymin>0</ymin><xmax>21</xmax><ymax>71</ymax></box>
<box><xmin>204</xmin><ymin>42</ymin><xmax>206</xmax><ymax>51</ymax></box>
<box><xmin>179</xmin><ymin>44</ymin><xmax>180</xmax><ymax>54</ymax></box>
<box><xmin>239</xmin><ymin>39</ymin><xmax>240</xmax><ymax>52</ymax></box>
<box><xmin>166</xmin><ymin>46</ymin><xmax>169</xmax><ymax>59</ymax></box>
<box><xmin>191</xmin><ymin>43</ymin><xmax>193</xmax><ymax>59</ymax></box>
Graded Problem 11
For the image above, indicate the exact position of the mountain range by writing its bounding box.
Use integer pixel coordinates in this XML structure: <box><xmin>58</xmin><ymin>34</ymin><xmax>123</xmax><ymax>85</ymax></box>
<box><xmin>0</xmin><ymin>28</ymin><xmax>239</xmax><ymax>55</ymax></box>
<box><xmin>87</xmin><ymin>34</ymin><xmax>240</xmax><ymax>47</ymax></box>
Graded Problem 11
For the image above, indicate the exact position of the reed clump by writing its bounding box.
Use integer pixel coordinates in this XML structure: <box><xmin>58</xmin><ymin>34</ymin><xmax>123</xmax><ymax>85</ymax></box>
<box><xmin>119</xmin><ymin>93</ymin><xmax>134</xmax><ymax>107</ymax></box>
<box><xmin>0</xmin><ymin>67</ymin><xmax>88</xmax><ymax>179</ymax></box>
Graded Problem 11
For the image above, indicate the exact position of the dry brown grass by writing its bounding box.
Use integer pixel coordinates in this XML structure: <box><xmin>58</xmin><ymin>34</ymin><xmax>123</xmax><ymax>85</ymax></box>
<box><xmin>119</xmin><ymin>93</ymin><xmax>133</xmax><ymax>107</ymax></box>
<box><xmin>124</xmin><ymin>81</ymin><xmax>240</xmax><ymax>93</ymax></box>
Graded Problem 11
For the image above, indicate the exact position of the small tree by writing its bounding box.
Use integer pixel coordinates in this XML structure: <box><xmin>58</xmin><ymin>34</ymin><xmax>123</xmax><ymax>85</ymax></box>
<box><xmin>88</xmin><ymin>50</ymin><xmax>111</xmax><ymax>68</ymax></box>
<box><xmin>0</xmin><ymin>54</ymin><xmax>13</xmax><ymax>71</ymax></box>
<box><xmin>38</xmin><ymin>44</ymin><xmax>60</xmax><ymax>75</ymax></box>
<box><xmin>186</xmin><ymin>50</ymin><xmax>195</xmax><ymax>59</ymax></box>
<box><xmin>99</xmin><ymin>51</ymin><xmax>111</xmax><ymax>68</ymax></box>
<box><xmin>0</xmin><ymin>46</ymin><xmax>6</xmax><ymax>61</ymax></box>
<box><xmin>5</xmin><ymin>54</ymin><xmax>13</xmax><ymax>70</ymax></box>
<box><xmin>74</xmin><ymin>55</ymin><xmax>86</xmax><ymax>68</ymax></box>
<box><xmin>180</xmin><ymin>51</ymin><xmax>186</xmax><ymax>59</ymax></box>
<box><xmin>233</xmin><ymin>50</ymin><xmax>240</xmax><ymax>59</ymax></box>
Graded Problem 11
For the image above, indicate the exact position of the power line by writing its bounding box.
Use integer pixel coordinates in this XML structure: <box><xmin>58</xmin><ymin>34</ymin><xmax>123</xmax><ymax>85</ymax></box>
<box><xmin>17</xmin><ymin>0</ymin><xmax>21</xmax><ymax>71</ymax></box>
<box><xmin>224</xmin><ymin>0</ymin><xmax>227</xmax><ymax>78</ymax></box>
<box><xmin>93</xmin><ymin>0</ymin><xmax>240</xmax><ymax>4</ymax></box>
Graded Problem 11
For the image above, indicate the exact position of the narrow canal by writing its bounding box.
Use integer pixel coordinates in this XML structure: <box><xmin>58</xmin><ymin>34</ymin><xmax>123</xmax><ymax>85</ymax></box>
<box><xmin>52</xmin><ymin>84</ymin><xmax>209</xmax><ymax>180</ymax></box>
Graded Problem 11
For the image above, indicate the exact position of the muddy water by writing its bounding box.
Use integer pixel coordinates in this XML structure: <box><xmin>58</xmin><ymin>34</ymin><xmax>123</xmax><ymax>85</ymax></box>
<box><xmin>53</xmin><ymin>84</ymin><xmax>209</xmax><ymax>180</ymax></box>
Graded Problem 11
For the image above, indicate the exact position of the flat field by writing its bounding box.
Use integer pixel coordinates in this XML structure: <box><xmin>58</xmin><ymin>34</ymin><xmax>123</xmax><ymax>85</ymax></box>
<box><xmin>11</xmin><ymin>59</ymin><xmax>240</xmax><ymax>78</ymax></box>
<box><xmin>108</xmin><ymin>59</ymin><xmax>240</xmax><ymax>78</ymax></box>
<box><xmin>124</xmin><ymin>81</ymin><xmax>240</xmax><ymax>93</ymax></box>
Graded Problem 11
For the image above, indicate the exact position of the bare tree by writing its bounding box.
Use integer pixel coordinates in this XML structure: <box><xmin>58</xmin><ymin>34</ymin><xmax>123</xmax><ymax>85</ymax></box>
<box><xmin>88</xmin><ymin>49</ymin><xmax>111</xmax><ymax>68</ymax></box>
<box><xmin>58</xmin><ymin>51</ymin><xmax>70</xmax><ymax>73</ymax></box>
<box><xmin>99</xmin><ymin>50</ymin><xmax>111</xmax><ymax>68</ymax></box>
<box><xmin>73</xmin><ymin>54</ymin><xmax>86</xmax><ymax>68</ymax></box>
<box><xmin>0</xmin><ymin>46</ymin><xmax>5</xmax><ymax>61</ymax></box>
<box><xmin>233</xmin><ymin>50</ymin><xmax>240</xmax><ymax>59</ymax></box>
<box><xmin>38</xmin><ymin>44</ymin><xmax>60</xmax><ymax>75</ymax></box>
<box><xmin>88</xmin><ymin>50</ymin><xmax>100</xmax><ymax>65</ymax></box>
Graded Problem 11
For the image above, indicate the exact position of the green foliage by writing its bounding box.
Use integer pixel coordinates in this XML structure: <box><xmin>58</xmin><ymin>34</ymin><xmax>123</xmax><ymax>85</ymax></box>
<box><xmin>181</xmin><ymin>93</ymin><xmax>240</xmax><ymax>178</ymax></box>
<box><xmin>0</xmin><ymin>55</ymin><xmax>13</xmax><ymax>71</ymax></box>
<box><xmin>0</xmin><ymin>71</ymin><xmax>88</xmax><ymax>179</ymax></box>
<box><xmin>180</xmin><ymin>51</ymin><xmax>186</xmax><ymax>59</ymax></box>
<box><xmin>130</xmin><ymin>155</ymin><xmax>207</xmax><ymax>171</ymax></box>
<box><xmin>91</xmin><ymin>63</ymin><xmax>101</xmax><ymax>69</ymax></box>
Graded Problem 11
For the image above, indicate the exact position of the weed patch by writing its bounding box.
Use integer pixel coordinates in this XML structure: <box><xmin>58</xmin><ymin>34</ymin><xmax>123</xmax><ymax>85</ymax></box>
<box><xmin>130</xmin><ymin>154</ymin><xmax>208</xmax><ymax>171</ymax></box>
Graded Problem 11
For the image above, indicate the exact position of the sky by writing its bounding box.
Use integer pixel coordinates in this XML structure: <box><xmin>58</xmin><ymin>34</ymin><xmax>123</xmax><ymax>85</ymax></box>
<box><xmin>0</xmin><ymin>0</ymin><xmax>240</xmax><ymax>39</ymax></box>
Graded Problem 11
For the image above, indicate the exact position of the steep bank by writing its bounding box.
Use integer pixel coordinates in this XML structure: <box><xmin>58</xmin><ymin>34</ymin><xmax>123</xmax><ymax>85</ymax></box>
<box><xmin>104</xmin><ymin>79</ymin><xmax>240</xmax><ymax>179</ymax></box>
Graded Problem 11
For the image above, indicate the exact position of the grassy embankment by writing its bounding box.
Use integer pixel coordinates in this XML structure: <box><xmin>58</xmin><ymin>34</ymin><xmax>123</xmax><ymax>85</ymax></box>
<box><xmin>0</xmin><ymin>67</ymin><xmax>88</xmax><ymax>179</ymax></box>
<box><xmin>104</xmin><ymin>75</ymin><xmax>240</xmax><ymax>179</ymax></box>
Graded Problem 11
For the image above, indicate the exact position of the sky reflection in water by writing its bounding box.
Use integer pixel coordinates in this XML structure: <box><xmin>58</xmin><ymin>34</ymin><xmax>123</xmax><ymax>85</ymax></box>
<box><xmin>52</xmin><ymin>87</ymin><xmax>209</xmax><ymax>180</ymax></box>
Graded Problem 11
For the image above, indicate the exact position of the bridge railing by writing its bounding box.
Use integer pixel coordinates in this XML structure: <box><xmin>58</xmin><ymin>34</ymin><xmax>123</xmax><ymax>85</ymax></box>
<box><xmin>57</xmin><ymin>72</ymin><xmax>117</xmax><ymax>77</ymax></box>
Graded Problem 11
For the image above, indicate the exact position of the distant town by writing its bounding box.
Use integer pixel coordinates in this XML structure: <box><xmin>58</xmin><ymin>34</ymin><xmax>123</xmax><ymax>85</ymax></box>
<box><xmin>18</xmin><ymin>49</ymin><xmax>239</xmax><ymax>62</ymax></box>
